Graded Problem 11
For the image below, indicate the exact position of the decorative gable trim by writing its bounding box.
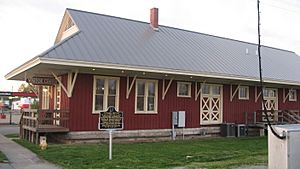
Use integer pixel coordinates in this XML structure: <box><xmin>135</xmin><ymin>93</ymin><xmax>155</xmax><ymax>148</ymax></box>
<box><xmin>54</xmin><ymin>10</ymin><xmax>79</xmax><ymax>44</ymax></box>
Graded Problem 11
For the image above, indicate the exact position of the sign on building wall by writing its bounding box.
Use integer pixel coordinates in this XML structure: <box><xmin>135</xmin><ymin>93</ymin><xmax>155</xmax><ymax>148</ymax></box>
<box><xmin>27</xmin><ymin>77</ymin><xmax>57</xmax><ymax>85</ymax></box>
<box><xmin>0</xmin><ymin>92</ymin><xmax>12</xmax><ymax>96</ymax></box>
<box><xmin>98</xmin><ymin>107</ymin><xmax>123</xmax><ymax>130</ymax></box>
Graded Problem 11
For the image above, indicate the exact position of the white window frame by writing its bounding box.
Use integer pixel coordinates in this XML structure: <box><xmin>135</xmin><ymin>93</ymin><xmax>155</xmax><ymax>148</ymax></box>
<box><xmin>238</xmin><ymin>86</ymin><xmax>249</xmax><ymax>100</ymax></box>
<box><xmin>289</xmin><ymin>89</ymin><xmax>297</xmax><ymax>102</ymax></box>
<box><xmin>177</xmin><ymin>82</ymin><xmax>192</xmax><ymax>97</ymax></box>
<box><xmin>42</xmin><ymin>86</ymin><xmax>50</xmax><ymax>109</ymax></box>
<box><xmin>92</xmin><ymin>76</ymin><xmax>120</xmax><ymax>114</ymax></box>
<box><xmin>135</xmin><ymin>79</ymin><xmax>158</xmax><ymax>114</ymax></box>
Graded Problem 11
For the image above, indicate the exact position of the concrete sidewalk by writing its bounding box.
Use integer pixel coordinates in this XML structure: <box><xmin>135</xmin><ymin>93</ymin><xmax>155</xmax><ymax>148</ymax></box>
<box><xmin>0</xmin><ymin>127</ymin><xmax>61</xmax><ymax>169</ymax></box>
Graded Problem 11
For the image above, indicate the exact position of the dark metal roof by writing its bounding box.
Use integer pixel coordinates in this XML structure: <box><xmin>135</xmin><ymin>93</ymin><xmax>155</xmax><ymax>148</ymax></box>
<box><xmin>12</xmin><ymin>8</ymin><xmax>300</xmax><ymax>84</ymax></box>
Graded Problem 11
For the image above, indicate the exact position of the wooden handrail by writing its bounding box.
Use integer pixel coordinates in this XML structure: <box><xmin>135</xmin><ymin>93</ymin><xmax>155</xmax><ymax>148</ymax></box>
<box><xmin>20</xmin><ymin>109</ymin><xmax>70</xmax><ymax>129</ymax></box>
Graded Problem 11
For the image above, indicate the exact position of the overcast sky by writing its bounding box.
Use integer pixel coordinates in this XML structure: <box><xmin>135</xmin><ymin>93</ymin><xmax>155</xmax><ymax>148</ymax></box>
<box><xmin>1</xmin><ymin>0</ymin><xmax>300</xmax><ymax>91</ymax></box>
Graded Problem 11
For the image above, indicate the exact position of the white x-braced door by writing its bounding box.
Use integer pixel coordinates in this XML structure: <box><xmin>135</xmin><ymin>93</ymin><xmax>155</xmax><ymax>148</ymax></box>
<box><xmin>200</xmin><ymin>84</ymin><xmax>223</xmax><ymax>124</ymax></box>
<box><xmin>262</xmin><ymin>88</ymin><xmax>278</xmax><ymax>121</ymax></box>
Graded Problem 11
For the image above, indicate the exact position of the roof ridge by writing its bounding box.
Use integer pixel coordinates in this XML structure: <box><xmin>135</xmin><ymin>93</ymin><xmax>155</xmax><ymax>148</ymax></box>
<box><xmin>66</xmin><ymin>8</ymin><xmax>296</xmax><ymax>54</ymax></box>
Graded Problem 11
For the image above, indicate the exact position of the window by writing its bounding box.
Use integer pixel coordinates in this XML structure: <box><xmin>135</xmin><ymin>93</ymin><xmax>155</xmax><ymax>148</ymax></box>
<box><xmin>239</xmin><ymin>86</ymin><xmax>249</xmax><ymax>100</ymax></box>
<box><xmin>289</xmin><ymin>89</ymin><xmax>297</xmax><ymax>101</ymax></box>
<box><xmin>177</xmin><ymin>82</ymin><xmax>191</xmax><ymax>97</ymax></box>
<box><xmin>42</xmin><ymin>86</ymin><xmax>50</xmax><ymax>109</ymax></box>
<box><xmin>93</xmin><ymin>76</ymin><xmax>119</xmax><ymax>113</ymax></box>
<box><xmin>202</xmin><ymin>84</ymin><xmax>210</xmax><ymax>95</ymax></box>
<box><xmin>212</xmin><ymin>85</ymin><xmax>221</xmax><ymax>95</ymax></box>
<box><xmin>263</xmin><ymin>88</ymin><xmax>277</xmax><ymax>98</ymax></box>
<box><xmin>135</xmin><ymin>79</ymin><xmax>158</xmax><ymax>113</ymax></box>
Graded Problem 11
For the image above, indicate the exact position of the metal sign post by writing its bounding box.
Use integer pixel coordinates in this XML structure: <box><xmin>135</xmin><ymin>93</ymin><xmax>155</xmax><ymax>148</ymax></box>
<box><xmin>98</xmin><ymin>107</ymin><xmax>123</xmax><ymax>160</ymax></box>
<box><xmin>108</xmin><ymin>129</ymin><xmax>113</xmax><ymax>160</ymax></box>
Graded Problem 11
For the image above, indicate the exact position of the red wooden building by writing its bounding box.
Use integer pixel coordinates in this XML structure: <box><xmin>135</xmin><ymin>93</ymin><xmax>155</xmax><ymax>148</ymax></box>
<box><xmin>5</xmin><ymin>8</ymin><xmax>300</xmax><ymax>142</ymax></box>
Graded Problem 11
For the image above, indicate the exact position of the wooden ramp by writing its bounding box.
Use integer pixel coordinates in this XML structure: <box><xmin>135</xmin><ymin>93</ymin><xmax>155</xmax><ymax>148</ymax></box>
<box><xmin>245</xmin><ymin>109</ymin><xmax>300</xmax><ymax>128</ymax></box>
<box><xmin>20</xmin><ymin>109</ymin><xmax>69</xmax><ymax>144</ymax></box>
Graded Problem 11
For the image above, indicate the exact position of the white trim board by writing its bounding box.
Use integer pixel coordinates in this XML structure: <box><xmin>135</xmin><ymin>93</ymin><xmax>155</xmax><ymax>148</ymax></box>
<box><xmin>6</xmin><ymin>57</ymin><xmax>300</xmax><ymax>87</ymax></box>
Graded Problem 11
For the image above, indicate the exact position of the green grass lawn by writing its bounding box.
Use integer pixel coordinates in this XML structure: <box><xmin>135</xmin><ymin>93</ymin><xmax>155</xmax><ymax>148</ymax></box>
<box><xmin>15</xmin><ymin>137</ymin><xmax>267</xmax><ymax>169</ymax></box>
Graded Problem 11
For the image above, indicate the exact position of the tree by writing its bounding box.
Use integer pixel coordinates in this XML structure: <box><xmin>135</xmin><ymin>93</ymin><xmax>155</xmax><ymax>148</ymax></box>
<box><xmin>18</xmin><ymin>83</ymin><xmax>38</xmax><ymax>93</ymax></box>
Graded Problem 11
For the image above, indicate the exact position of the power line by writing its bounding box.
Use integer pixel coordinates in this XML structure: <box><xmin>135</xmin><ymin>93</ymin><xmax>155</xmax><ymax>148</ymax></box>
<box><xmin>246</xmin><ymin>0</ymin><xmax>300</xmax><ymax>14</ymax></box>
<box><xmin>262</xmin><ymin>1</ymin><xmax>300</xmax><ymax>14</ymax></box>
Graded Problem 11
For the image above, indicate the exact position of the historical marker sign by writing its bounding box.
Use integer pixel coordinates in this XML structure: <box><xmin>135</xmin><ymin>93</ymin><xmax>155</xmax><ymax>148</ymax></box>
<box><xmin>98</xmin><ymin>107</ymin><xmax>123</xmax><ymax>160</ymax></box>
<box><xmin>98</xmin><ymin>107</ymin><xmax>123</xmax><ymax>130</ymax></box>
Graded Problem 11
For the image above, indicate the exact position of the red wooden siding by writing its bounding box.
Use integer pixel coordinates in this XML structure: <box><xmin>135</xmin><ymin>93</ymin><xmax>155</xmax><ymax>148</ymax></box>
<box><xmin>223</xmin><ymin>85</ymin><xmax>261</xmax><ymax>124</ymax></box>
<box><xmin>68</xmin><ymin>74</ymin><xmax>94</xmax><ymax>131</ymax></box>
<box><xmin>278</xmin><ymin>88</ymin><xmax>300</xmax><ymax>110</ymax></box>
<box><xmin>120</xmin><ymin>78</ymin><xmax>200</xmax><ymax>130</ymax></box>
<box><xmin>64</xmin><ymin>73</ymin><xmax>300</xmax><ymax>131</ymax></box>
<box><xmin>67</xmin><ymin>74</ymin><xmax>201</xmax><ymax>131</ymax></box>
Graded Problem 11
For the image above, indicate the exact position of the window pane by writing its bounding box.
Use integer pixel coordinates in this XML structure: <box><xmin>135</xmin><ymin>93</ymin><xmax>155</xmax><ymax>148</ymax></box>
<box><xmin>137</xmin><ymin>82</ymin><xmax>145</xmax><ymax>95</ymax></box>
<box><xmin>212</xmin><ymin>86</ymin><xmax>220</xmax><ymax>95</ymax></box>
<box><xmin>137</xmin><ymin>96</ymin><xmax>144</xmax><ymax>111</ymax></box>
<box><xmin>179</xmin><ymin>83</ymin><xmax>189</xmax><ymax>96</ymax></box>
<box><xmin>148</xmin><ymin>82</ymin><xmax>155</xmax><ymax>96</ymax></box>
<box><xmin>108</xmin><ymin>80</ymin><xmax>116</xmax><ymax>95</ymax></box>
<box><xmin>289</xmin><ymin>90</ymin><xmax>296</xmax><ymax>100</ymax></box>
<box><xmin>203</xmin><ymin>84</ymin><xmax>209</xmax><ymax>94</ymax></box>
<box><xmin>269</xmin><ymin>90</ymin><xmax>276</xmax><ymax>97</ymax></box>
<box><xmin>95</xmin><ymin>95</ymin><xmax>103</xmax><ymax>111</ymax></box>
<box><xmin>272</xmin><ymin>90</ymin><xmax>277</xmax><ymax>97</ymax></box>
<box><xmin>263</xmin><ymin>89</ymin><xmax>268</xmax><ymax>97</ymax></box>
<box><xmin>96</xmin><ymin>79</ymin><xmax>105</xmax><ymax>94</ymax></box>
<box><xmin>107</xmin><ymin>96</ymin><xmax>115</xmax><ymax>107</ymax></box>
<box><xmin>239</xmin><ymin>87</ymin><xmax>246</xmax><ymax>98</ymax></box>
<box><xmin>148</xmin><ymin>97</ymin><xmax>155</xmax><ymax>111</ymax></box>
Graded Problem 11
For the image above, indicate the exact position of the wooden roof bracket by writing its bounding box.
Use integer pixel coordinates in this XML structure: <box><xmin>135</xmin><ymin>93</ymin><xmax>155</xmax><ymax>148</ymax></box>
<box><xmin>195</xmin><ymin>80</ymin><xmax>206</xmax><ymax>101</ymax></box>
<box><xmin>52</xmin><ymin>70</ymin><xmax>78</xmax><ymax>98</ymax></box>
<box><xmin>255</xmin><ymin>86</ymin><xmax>262</xmax><ymax>103</ymax></box>
<box><xmin>26</xmin><ymin>82</ymin><xmax>38</xmax><ymax>97</ymax></box>
<box><xmin>126</xmin><ymin>75</ymin><xmax>137</xmax><ymax>99</ymax></box>
<box><xmin>162</xmin><ymin>78</ymin><xmax>173</xmax><ymax>100</ymax></box>
<box><xmin>230</xmin><ymin>84</ymin><xmax>241</xmax><ymax>102</ymax></box>
<box><xmin>67</xmin><ymin>71</ymin><xmax>78</xmax><ymax>97</ymax></box>
<box><xmin>283</xmin><ymin>88</ymin><xmax>292</xmax><ymax>103</ymax></box>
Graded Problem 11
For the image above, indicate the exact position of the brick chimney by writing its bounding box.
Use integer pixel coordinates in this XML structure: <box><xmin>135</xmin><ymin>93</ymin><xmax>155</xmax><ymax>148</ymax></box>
<box><xmin>150</xmin><ymin>8</ymin><xmax>158</xmax><ymax>30</ymax></box>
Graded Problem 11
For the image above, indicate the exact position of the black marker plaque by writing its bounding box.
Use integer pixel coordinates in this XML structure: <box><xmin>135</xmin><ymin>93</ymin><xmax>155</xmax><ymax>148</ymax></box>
<box><xmin>99</xmin><ymin>107</ymin><xmax>123</xmax><ymax>130</ymax></box>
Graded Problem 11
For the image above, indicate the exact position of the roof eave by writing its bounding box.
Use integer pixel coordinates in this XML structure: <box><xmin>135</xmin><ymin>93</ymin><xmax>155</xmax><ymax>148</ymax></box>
<box><xmin>39</xmin><ymin>57</ymin><xmax>300</xmax><ymax>86</ymax></box>
<box><xmin>5</xmin><ymin>57</ymin><xmax>41</xmax><ymax>80</ymax></box>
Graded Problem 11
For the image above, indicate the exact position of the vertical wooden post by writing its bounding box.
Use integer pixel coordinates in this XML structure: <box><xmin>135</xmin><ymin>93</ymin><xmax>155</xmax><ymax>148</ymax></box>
<box><xmin>274</xmin><ymin>110</ymin><xmax>278</xmax><ymax>122</ymax></box>
<box><xmin>253</xmin><ymin>112</ymin><xmax>257</xmax><ymax>124</ymax></box>
<box><xmin>35</xmin><ymin>132</ymin><xmax>39</xmax><ymax>144</ymax></box>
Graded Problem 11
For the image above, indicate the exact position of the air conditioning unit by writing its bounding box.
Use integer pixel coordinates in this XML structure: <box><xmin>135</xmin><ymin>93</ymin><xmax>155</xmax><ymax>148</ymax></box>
<box><xmin>236</xmin><ymin>124</ymin><xmax>247</xmax><ymax>137</ymax></box>
<box><xmin>269</xmin><ymin>124</ymin><xmax>300</xmax><ymax>169</ymax></box>
<box><xmin>220</xmin><ymin>123</ymin><xmax>236</xmax><ymax>137</ymax></box>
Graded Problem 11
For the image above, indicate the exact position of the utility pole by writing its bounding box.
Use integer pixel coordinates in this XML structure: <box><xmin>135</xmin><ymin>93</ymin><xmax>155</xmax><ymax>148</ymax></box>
<box><xmin>257</xmin><ymin>0</ymin><xmax>285</xmax><ymax>140</ymax></box>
